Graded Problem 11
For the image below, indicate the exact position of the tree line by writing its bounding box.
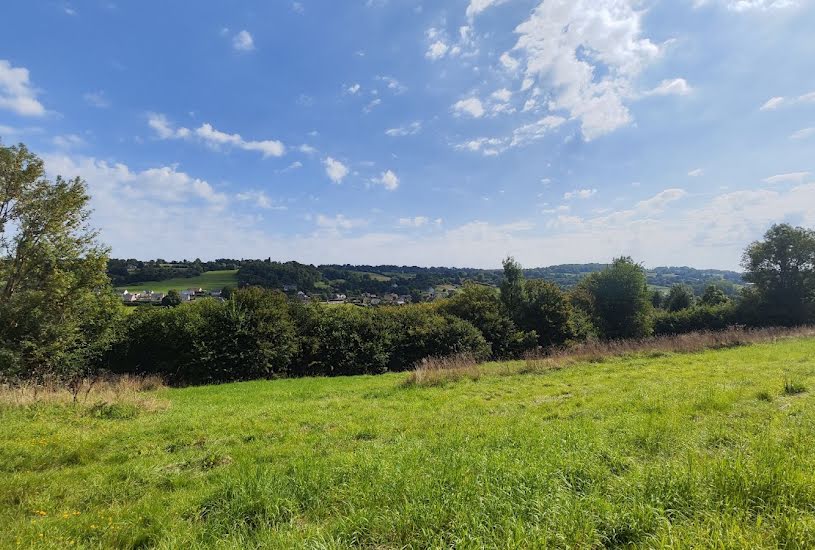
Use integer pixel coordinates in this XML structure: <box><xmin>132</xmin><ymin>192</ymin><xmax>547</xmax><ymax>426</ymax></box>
<box><xmin>2</xmin><ymin>143</ymin><xmax>815</xmax><ymax>386</ymax></box>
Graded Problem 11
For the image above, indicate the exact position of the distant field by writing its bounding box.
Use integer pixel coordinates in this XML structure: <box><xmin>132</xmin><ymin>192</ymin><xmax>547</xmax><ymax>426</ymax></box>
<box><xmin>114</xmin><ymin>269</ymin><xmax>238</xmax><ymax>293</ymax></box>
<box><xmin>3</xmin><ymin>338</ymin><xmax>815</xmax><ymax>547</ymax></box>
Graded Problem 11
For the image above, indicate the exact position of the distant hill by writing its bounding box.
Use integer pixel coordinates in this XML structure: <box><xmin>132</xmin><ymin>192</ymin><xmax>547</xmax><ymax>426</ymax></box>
<box><xmin>108</xmin><ymin>259</ymin><xmax>744</xmax><ymax>297</ymax></box>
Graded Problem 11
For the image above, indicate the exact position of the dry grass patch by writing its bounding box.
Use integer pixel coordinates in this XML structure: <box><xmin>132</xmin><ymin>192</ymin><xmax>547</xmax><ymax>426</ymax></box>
<box><xmin>403</xmin><ymin>354</ymin><xmax>481</xmax><ymax>387</ymax></box>
<box><xmin>0</xmin><ymin>374</ymin><xmax>169</xmax><ymax>412</ymax></box>
<box><xmin>523</xmin><ymin>326</ymin><xmax>815</xmax><ymax>374</ymax></box>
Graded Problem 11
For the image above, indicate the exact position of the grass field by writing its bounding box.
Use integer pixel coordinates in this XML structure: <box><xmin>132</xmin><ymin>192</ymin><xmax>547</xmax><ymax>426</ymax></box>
<box><xmin>114</xmin><ymin>270</ymin><xmax>238</xmax><ymax>293</ymax></box>
<box><xmin>3</xmin><ymin>338</ymin><xmax>815</xmax><ymax>548</ymax></box>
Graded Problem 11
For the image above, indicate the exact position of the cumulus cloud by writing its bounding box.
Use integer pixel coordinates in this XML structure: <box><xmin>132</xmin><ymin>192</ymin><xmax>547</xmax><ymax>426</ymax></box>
<box><xmin>635</xmin><ymin>188</ymin><xmax>687</xmax><ymax>213</ymax></box>
<box><xmin>147</xmin><ymin>113</ymin><xmax>284</xmax><ymax>157</ymax></box>
<box><xmin>399</xmin><ymin>216</ymin><xmax>430</xmax><ymax>227</ymax></box>
<box><xmin>506</xmin><ymin>1</ymin><xmax>663</xmax><ymax>140</ymax></box>
<box><xmin>759</xmin><ymin>90</ymin><xmax>815</xmax><ymax>111</ymax></box>
<box><xmin>466</xmin><ymin>0</ymin><xmax>510</xmax><ymax>18</ymax></box>
<box><xmin>0</xmin><ymin>59</ymin><xmax>46</xmax><ymax>116</ymax></box>
<box><xmin>323</xmin><ymin>157</ymin><xmax>349</xmax><ymax>183</ymax></box>
<box><xmin>232</xmin><ymin>30</ymin><xmax>255</xmax><ymax>51</ymax></box>
<box><xmin>373</xmin><ymin>170</ymin><xmax>400</xmax><ymax>191</ymax></box>
<box><xmin>316</xmin><ymin>214</ymin><xmax>368</xmax><ymax>231</ymax></box>
<box><xmin>688</xmin><ymin>168</ymin><xmax>704</xmax><ymax>177</ymax></box>
<box><xmin>760</xmin><ymin>96</ymin><xmax>785</xmax><ymax>110</ymax></box>
<box><xmin>235</xmin><ymin>190</ymin><xmax>286</xmax><ymax>210</ymax></box>
<box><xmin>426</xmin><ymin>40</ymin><xmax>450</xmax><ymax>60</ymax></box>
<box><xmin>452</xmin><ymin>97</ymin><xmax>485</xmax><ymax>118</ymax></box>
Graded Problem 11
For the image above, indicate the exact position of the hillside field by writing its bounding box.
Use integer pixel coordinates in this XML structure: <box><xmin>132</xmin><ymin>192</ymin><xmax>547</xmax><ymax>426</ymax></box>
<box><xmin>3</xmin><ymin>338</ymin><xmax>815</xmax><ymax>548</ymax></box>
<box><xmin>114</xmin><ymin>270</ymin><xmax>238</xmax><ymax>293</ymax></box>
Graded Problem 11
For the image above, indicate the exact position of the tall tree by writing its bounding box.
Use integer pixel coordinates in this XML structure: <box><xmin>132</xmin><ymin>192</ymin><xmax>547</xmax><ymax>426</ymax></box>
<box><xmin>741</xmin><ymin>223</ymin><xmax>815</xmax><ymax>324</ymax></box>
<box><xmin>0</xmin><ymin>143</ymin><xmax>121</xmax><ymax>380</ymax></box>
<box><xmin>500</xmin><ymin>256</ymin><xmax>525</xmax><ymax>319</ymax></box>
<box><xmin>665</xmin><ymin>284</ymin><xmax>695</xmax><ymax>312</ymax></box>
<box><xmin>575</xmin><ymin>257</ymin><xmax>652</xmax><ymax>339</ymax></box>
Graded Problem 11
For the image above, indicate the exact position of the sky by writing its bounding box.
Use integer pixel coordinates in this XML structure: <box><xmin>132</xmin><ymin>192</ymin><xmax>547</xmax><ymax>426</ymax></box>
<box><xmin>1</xmin><ymin>0</ymin><xmax>814</xmax><ymax>270</ymax></box>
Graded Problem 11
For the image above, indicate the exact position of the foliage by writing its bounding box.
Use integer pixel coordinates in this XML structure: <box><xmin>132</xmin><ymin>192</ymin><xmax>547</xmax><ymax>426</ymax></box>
<box><xmin>700</xmin><ymin>283</ymin><xmax>729</xmax><ymax>306</ymax></box>
<box><xmin>237</xmin><ymin>260</ymin><xmax>322</xmax><ymax>292</ymax></box>
<box><xmin>161</xmin><ymin>289</ymin><xmax>182</xmax><ymax>307</ymax></box>
<box><xmin>574</xmin><ymin>257</ymin><xmax>653</xmax><ymax>339</ymax></box>
<box><xmin>0</xmin><ymin>143</ymin><xmax>122</xmax><ymax>382</ymax></box>
<box><xmin>665</xmin><ymin>283</ymin><xmax>695</xmax><ymax>312</ymax></box>
<box><xmin>653</xmin><ymin>303</ymin><xmax>738</xmax><ymax>335</ymax></box>
<box><xmin>438</xmin><ymin>283</ymin><xmax>536</xmax><ymax>358</ymax></box>
<box><xmin>742</xmin><ymin>223</ymin><xmax>815</xmax><ymax>325</ymax></box>
<box><xmin>519</xmin><ymin>279</ymin><xmax>577</xmax><ymax>347</ymax></box>
<box><xmin>499</xmin><ymin>256</ymin><xmax>526</xmax><ymax>318</ymax></box>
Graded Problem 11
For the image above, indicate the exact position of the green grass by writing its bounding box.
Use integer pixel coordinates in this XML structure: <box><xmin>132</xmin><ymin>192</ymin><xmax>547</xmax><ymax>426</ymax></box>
<box><xmin>3</xmin><ymin>339</ymin><xmax>815</xmax><ymax>548</ymax></box>
<box><xmin>114</xmin><ymin>270</ymin><xmax>238</xmax><ymax>293</ymax></box>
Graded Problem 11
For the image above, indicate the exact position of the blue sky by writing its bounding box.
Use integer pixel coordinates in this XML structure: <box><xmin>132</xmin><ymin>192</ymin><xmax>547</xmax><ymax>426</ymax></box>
<box><xmin>1</xmin><ymin>0</ymin><xmax>813</xmax><ymax>269</ymax></box>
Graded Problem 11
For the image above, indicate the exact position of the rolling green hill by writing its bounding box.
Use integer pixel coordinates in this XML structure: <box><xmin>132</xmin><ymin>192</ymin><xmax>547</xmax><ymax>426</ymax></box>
<box><xmin>113</xmin><ymin>269</ymin><xmax>238</xmax><ymax>293</ymax></box>
<box><xmin>3</xmin><ymin>337</ymin><xmax>815</xmax><ymax>547</ymax></box>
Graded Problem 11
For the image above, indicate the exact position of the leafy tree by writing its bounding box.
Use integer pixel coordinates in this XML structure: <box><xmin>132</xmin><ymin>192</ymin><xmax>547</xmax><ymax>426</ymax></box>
<box><xmin>649</xmin><ymin>289</ymin><xmax>663</xmax><ymax>309</ymax></box>
<box><xmin>500</xmin><ymin>256</ymin><xmax>525</xmax><ymax>319</ymax></box>
<box><xmin>161</xmin><ymin>289</ymin><xmax>183</xmax><ymax>307</ymax></box>
<box><xmin>665</xmin><ymin>284</ymin><xmax>695</xmax><ymax>312</ymax></box>
<box><xmin>0</xmin><ymin>143</ymin><xmax>122</xmax><ymax>381</ymax></box>
<box><xmin>700</xmin><ymin>284</ymin><xmax>729</xmax><ymax>307</ymax></box>
<box><xmin>575</xmin><ymin>257</ymin><xmax>652</xmax><ymax>339</ymax></box>
<box><xmin>742</xmin><ymin>223</ymin><xmax>815</xmax><ymax>324</ymax></box>
<box><xmin>520</xmin><ymin>279</ymin><xmax>575</xmax><ymax>347</ymax></box>
<box><xmin>439</xmin><ymin>283</ymin><xmax>536</xmax><ymax>358</ymax></box>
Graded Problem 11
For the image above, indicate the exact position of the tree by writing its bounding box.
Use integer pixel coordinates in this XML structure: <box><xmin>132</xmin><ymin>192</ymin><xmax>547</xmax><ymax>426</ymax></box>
<box><xmin>520</xmin><ymin>279</ymin><xmax>575</xmax><ymax>347</ymax></box>
<box><xmin>700</xmin><ymin>284</ymin><xmax>729</xmax><ymax>307</ymax></box>
<box><xmin>575</xmin><ymin>257</ymin><xmax>652</xmax><ymax>339</ymax></box>
<box><xmin>500</xmin><ymin>256</ymin><xmax>525</xmax><ymax>318</ymax></box>
<box><xmin>161</xmin><ymin>289</ymin><xmax>183</xmax><ymax>307</ymax></box>
<box><xmin>0</xmin><ymin>143</ymin><xmax>122</xmax><ymax>381</ymax></box>
<box><xmin>439</xmin><ymin>283</ymin><xmax>536</xmax><ymax>358</ymax></box>
<box><xmin>665</xmin><ymin>284</ymin><xmax>695</xmax><ymax>312</ymax></box>
<box><xmin>650</xmin><ymin>289</ymin><xmax>664</xmax><ymax>309</ymax></box>
<box><xmin>742</xmin><ymin>223</ymin><xmax>815</xmax><ymax>324</ymax></box>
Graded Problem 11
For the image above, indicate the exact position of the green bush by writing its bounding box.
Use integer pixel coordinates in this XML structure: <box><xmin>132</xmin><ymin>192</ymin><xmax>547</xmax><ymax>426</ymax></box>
<box><xmin>653</xmin><ymin>303</ymin><xmax>738</xmax><ymax>335</ymax></box>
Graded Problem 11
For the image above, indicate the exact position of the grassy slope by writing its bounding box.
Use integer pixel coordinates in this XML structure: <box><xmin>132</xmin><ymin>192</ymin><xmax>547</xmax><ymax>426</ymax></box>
<box><xmin>114</xmin><ymin>270</ymin><xmax>238</xmax><ymax>293</ymax></box>
<box><xmin>3</xmin><ymin>340</ymin><xmax>815</xmax><ymax>548</ymax></box>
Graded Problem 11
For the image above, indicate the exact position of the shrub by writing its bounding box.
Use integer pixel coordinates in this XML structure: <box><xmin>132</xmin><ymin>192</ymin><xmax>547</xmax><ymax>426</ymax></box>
<box><xmin>653</xmin><ymin>303</ymin><xmax>738</xmax><ymax>336</ymax></box>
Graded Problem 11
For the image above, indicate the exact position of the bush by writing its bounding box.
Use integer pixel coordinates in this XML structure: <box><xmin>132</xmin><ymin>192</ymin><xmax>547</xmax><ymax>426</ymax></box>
<box><xmin>653</xmin><ymin>303</ymin><xmax>738</xmax><ymax>336</ymax></box>
<box><xmin>438</xmin><ymin>283</ymin><xmax>536</xmax><ymax>358</ymax></box>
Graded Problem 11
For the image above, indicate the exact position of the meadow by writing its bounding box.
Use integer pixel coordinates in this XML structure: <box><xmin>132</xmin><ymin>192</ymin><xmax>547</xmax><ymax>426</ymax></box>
<box><xmin>2</xmin><ymin>336</ymin><xmax>815</xmax><ymax>548</ymax></box>
<box><xmin>114</xmin><ymin>270</ymin><xmax>238</xmax><ymax>293</ymax></box>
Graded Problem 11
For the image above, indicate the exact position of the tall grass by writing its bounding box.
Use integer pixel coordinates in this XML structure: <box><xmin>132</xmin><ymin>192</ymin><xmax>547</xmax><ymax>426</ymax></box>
<box><xmin>403</xmin><ymin>353</ymin><xmax>481</xmax><ymax>387</ymax></box>
<box><xmin>0</xmin><ymin>374</ymin><xmax>167</xmax><ymax>411</ymax></box>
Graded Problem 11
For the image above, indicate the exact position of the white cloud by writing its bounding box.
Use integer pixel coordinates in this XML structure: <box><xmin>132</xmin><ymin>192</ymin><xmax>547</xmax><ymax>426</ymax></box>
<box><xmin>510</xmin><ymin>115</ymin><xmax>567</xmax><ymax>147</ymax></box>
<box><xmin>374</xmin><ymin>170</ymin><xmax>400</xmax><ymax>191</ymax></box>
<box><xmin>763</xmin><ymin>171</ymin><xmax>810</xmax><ymax>184</ymax></box>
<box><xmin>299</xmin><ymin>144</ymin><xmax>317</xmax><ymax>155</ymax></box>
<box><xmin>399</xmin><ymin>216</ymin><xmax>430</xmax><ymax>227</ymax></box>
<box><xmin>232</xmin><ymin>30</ymin><xmax>255</xmax><ymax>51</ymax></box>
<box><xmin>147</xmin><ymin>114</ymin><xmax>285</xmax><ymax>157</ymax></box>
<box><xmin>323</xmin><ymin>157</ymin><xmax>349</xmax><ymax>183</ymax></box>
<box><xmin>688</xmin><ymin>168</ymin><xmax>704</xmax><ymax>177</ymax></box>
<box><xmin>291</xmin><ymin>2</ymin><xmax>304</xmax><ymax>13</ymax></box>
<box><xmin>455</xmin><ymin>137</ymin><xmax>506</xmax><ymax>156</ymax></box>
<box><xmin>316</xmin><ymin>214</ymin><xmax>367</xmax><ymax>231</ymax></box>
<box><xmin>452</xmin><ymin>97</ymin><xmax>485</xmax><ymax>118</ymax></box>
<box><xmin>385</xmin><ymin>121</ymin><xmax>422</xmax><ymax>136</ymax></box>
<box><xmin>235</xmin><ymin>190</ymin><xmax>286</xmax><ymax>210</ymax></box>
<box><xmin>646</xmin><ymin>78</ymin><xmax>693</xmax><ymax>97</ymax></box>
<box><xmin>563</xmin><ymin>188</ymin><xmax>597</xmax><ymax>200</ymax></box>
<box><xmin>83</xmin><ymin>90</ymin><xmax>110</xmax><ymax>108</ymax></box>
<box><xmin>376</xmin><ymin>75</ymin><xmax>407</xmax><ymax>94</ymax></box>
<box><xmin>426</xmin><ymin>40</ymin><xmax>450</xmax><ymax>60</ymax></box>
<box><xmin>466</xmin><ymin>0</ymin><xmax>510</xmax><ymax>18</ymax></box>
<box><xmin>52</xmin><ymin>134</ymin><xmax>85</xmax><ymax>149</ymax></box>
<box><xmin>500</xmin><ymin>52</ymin><xmax>520</xmax><ymax>71</ymax></box>
<box><xmin>703</xmin><ymin>0</ymin><xmax>801</xmax><ymax>12</ymax></box>
<box><xmin>760</xmin><ymin>96</ymin><xmax>785</xmax><ymax>110</ymax></box>
<box><xmin>508</xmin><ymin>1</ymin><xmax>661</xmax><ymax>140</ymax></box>
<box><xmin>790</xmin><ymin>127</ymin><xmax>815</xmax><ymax>140</ymax></box>
<box><xmin>346</xmin><ymin>83</ymin><xmax>361</xmax><ymax>95</ymax></box>
<box><xmin>363</xmin><ymin>98</ymin><xmax>382</xmax><ymax>113</ymax></box>
<box><xmin>491</xmin><ymin>88</ymin><xmax>512</xmax><ymax>102</ymax></box>
<box><xmin>635</xmin><ymin>188</ymin><xmax>687</xmax><ymax>213</ymax></box>
<box><xmin>0</xmin><ymin>60</ymin><xmax>46</xmax><ymax>116</ymax></box>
